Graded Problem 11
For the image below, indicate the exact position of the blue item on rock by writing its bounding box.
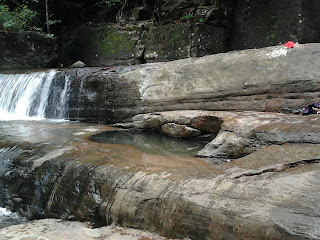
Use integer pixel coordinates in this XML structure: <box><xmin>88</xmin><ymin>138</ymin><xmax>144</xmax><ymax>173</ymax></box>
<box><xmin>302</xmin><ymin>102</ymin><xmax>320</xmax><ymax>115</ymax></box>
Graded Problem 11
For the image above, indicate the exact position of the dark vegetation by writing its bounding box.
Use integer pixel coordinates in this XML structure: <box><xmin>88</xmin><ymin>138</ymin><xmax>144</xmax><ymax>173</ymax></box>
<box><xmin>0</xmin><ymin>0</ymin><xmax>153</xmax><ymax>33</ymax></box>
<box><xmin>0</xmin><ymin>0</ymin><xmax>235</xmax><ymax>33</ymax></box>
<box><xmin>1</xmin><ymin>0</ymin><xmax>320</xmax><ymax>70</ymax></box>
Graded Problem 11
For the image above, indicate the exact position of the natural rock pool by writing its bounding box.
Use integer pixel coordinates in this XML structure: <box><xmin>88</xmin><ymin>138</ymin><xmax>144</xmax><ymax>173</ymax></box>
<box><xmin>1</xmin><ymin>112</ymin><xmax>320</xmax><ymax>239</ymax></box>
<box><xmin>90</xmin><ymin>130</ymin><xmax>206</xmax><ymax>158</ymax></box>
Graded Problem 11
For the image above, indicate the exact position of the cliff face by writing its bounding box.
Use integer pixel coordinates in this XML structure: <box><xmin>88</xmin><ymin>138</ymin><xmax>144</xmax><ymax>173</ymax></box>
<box><xmin>61</xmin><ymin>0</ymin><xmax>320</xmax><ymax>67</ymax></box>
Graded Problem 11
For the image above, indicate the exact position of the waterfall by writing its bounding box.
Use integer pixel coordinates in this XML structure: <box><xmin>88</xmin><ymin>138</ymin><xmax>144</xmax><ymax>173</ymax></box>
<box><xmin>57</xmin><ymin>75</ymin><xmax>71</xmax><ymax>119</ymax></box>
<box><xmin>0</xmin><ymin>70</ymin><xmax>69</xmax><ymax>121</ymax></box>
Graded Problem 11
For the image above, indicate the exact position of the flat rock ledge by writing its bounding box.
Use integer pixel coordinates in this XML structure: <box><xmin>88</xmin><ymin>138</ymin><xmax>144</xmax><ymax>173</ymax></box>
<box><xmin>132</xmin><ymin>110</ymin><xmax>320</xmax><ymax>160</ymax></box>
<box><xmin>2</xmin><ymin>111</ymin><xmax>320</xmax><ymax>240</ymax></box>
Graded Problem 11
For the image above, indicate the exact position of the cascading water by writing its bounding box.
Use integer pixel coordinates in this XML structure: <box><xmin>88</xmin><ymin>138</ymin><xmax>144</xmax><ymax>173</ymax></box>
<box><xmin>0</xmin><ymin>70</ymin><xmax>69</xmax><ymax>120</ymax></box>
<box><xmin>0</xmin><ymin>70</ymin><xmax>72</xmax><ymax>227</ymax></box>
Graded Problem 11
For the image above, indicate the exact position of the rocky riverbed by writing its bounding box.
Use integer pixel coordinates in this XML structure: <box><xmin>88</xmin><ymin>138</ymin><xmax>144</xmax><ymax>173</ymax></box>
<box><xmin>0</xmin><ymin>110</ymin><xmax>319</xmax><ymax>239</ymax></box>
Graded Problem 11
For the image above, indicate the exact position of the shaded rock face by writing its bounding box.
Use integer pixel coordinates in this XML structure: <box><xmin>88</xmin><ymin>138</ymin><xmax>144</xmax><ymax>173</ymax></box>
<box><xmin>2</xmin><ymin>1</ymin><xmax>320</xmax><ymax>69</ymax></box>
<box><xmin>64</xmin><ymin>20</ymin><xmax>231</xmax><ymax>67</ymax></box>
<box><xmin>64</xmin><ymin>24</ymin><xmax>144</xmax><ymax>67</ymax></box>
<box><xmin>0</xmin><ymin>31</ymin><xmax>58</xmax><ymax>70</ymax></box>
<box><xmin>61</xmin><ymin>0</ymin><xmax>320</xmax><ymax>66</ymax></box>
<box><xmin>232</xmin><ymin>0</ymin><xmax>320</xmax><ymax>50</ymax></box>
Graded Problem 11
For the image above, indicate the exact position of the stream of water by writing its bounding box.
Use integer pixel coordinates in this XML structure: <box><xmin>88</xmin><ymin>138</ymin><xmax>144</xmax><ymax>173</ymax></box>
<box><xmin>0</xmin><ymin>70</ymin><xmax>70</xmax><ymax>227</ymax></box>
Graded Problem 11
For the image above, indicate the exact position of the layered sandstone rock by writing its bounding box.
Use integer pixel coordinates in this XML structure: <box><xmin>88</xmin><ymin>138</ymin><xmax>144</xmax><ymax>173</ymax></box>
<box><xmin>59</xmin><ymin>43</ymin><xmax>320</xmax><ymax>123</ymax></box>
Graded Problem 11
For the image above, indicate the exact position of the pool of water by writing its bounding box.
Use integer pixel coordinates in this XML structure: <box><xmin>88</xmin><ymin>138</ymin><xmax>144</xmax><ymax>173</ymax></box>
<box><xmin>90</xmin><ymin>130</ymin><xmax>207</xmax><ymax>158</ymax></box>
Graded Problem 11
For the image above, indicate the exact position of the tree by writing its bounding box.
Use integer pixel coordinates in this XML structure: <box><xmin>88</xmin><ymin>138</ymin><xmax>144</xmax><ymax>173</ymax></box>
<box><xmin>45</xmin><ymin>0</ymin><xmax>49</xmax><ymax>33</ymax></box>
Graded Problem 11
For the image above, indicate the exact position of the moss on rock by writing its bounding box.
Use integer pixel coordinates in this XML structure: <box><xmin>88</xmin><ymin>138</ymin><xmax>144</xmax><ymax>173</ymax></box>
<box><xmin>66</xmin><ymin>24</ymin><xmax>140</xmax><ymax>67</ymax></box>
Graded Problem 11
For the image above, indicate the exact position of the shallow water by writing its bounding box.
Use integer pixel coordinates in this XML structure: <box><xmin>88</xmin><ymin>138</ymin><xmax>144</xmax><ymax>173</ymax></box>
<box><xmin>0</xmin><ymin>120</ymin><xmax>212</xmax><ymax>227</ymax></box>
<box><xmin>90</xmin><ymin>130</ymin><xmax>206</xmax><ymax>158</ymax></box>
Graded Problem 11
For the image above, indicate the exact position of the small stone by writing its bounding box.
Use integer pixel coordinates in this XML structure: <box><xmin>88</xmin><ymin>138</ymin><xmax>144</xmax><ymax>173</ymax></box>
<box><xmin>132</xmin><ymin>114</ymin><xmax>163</xmax><ymax>130</ymax></box>
<box><xmin>13</xmin><ymin>198</ymin><xmax>22</xmax><ymax>203</ymax></box>
<box><xmin>161</xmin><ymin>123</ymin><xmax>201</xmax><ymax>138</ymax></box>
<box><xmin>189</xmin><ymin>115</ymin><xmax>222</xmax><ymax>134</ymax></box>
<box><xmin>69</xmin><ymin>61</ymin><xmax>86</xmax><ymax>68</ymax></box>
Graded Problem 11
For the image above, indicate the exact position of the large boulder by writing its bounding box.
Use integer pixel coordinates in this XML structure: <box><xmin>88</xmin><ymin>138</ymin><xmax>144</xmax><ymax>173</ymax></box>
<box><xmin>54</xmin><ymin>43</ymin><xmax>320</xmax><ymax>123</ymax></box>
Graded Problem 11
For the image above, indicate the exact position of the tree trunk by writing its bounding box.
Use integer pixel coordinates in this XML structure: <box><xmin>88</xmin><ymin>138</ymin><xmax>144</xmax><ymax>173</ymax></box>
<box><xmin>45</xmin><ymin>0</ymin><xmax>50</xmax><ymax>34</ymax></box>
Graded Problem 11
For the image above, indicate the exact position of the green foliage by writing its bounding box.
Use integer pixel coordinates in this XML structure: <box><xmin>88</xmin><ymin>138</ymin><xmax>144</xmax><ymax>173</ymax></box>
<box><xmin>47</xmin><ymin>19</ymin><xmax>61</xmax><ymax>26</ymax></box>
<box><xmin>0</xmin><ymin>4</ymin><xmax>37</xmax><ymax>31</ymax></box>
<box><xmin>180</xmin><ymin>14</ymin><xmax>194</xmax><ymax>21</ymax></box>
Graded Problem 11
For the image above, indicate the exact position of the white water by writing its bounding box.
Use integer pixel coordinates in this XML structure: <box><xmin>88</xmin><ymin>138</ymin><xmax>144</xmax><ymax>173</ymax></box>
<box><xmin>0</xmin><ymin>70</ymin><xmax>69</xmax><ymax>121</ymax></box>
<box><xmin>0</xmin><ymin>207</ymin><xmax>26</xmax><ymax>229</ymax></box>
<box><xmin>58</xmin><ymin>75</ymin><xmax>71</xmax><ymax>119</ymax></box>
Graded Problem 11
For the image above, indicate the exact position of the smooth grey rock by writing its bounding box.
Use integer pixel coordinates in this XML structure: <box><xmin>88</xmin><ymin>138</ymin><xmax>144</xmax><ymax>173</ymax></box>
<box><xmin>132</xmin><ymin>113</ymin><xmax>163</xmax><ymax>130</ymax></box>
<box><xmin>60</xmin><ymin>44</ymin><xmax>320</xmax><ymax>123</ymax></box>
<box><xmin>161</xmin><ymin>123</ymin><xmax>201</xmax><ymax>138</ymax></box>
<box><xmin>69</xmin><ymin>60</ymin><xmax>86</xmax><ymax>68</ymax></box>
<box><xmin>196</xmin><ymin>131</ymin><xmax>252</xmax><ymax>159</ymax></box>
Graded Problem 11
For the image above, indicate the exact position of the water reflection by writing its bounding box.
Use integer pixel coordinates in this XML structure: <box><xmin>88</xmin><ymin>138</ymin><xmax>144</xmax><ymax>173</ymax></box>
<box><xmin>90</xmin><ymin>130</ymin><xmax>207</xmax><ymax>158</ymax></box>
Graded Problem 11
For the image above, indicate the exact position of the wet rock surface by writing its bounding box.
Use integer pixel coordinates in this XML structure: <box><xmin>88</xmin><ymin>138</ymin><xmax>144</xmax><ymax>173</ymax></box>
<box><xmin>0</xmin><ymin>111</ymin><xmax>320</xmax><ymax>239</ymax></box>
